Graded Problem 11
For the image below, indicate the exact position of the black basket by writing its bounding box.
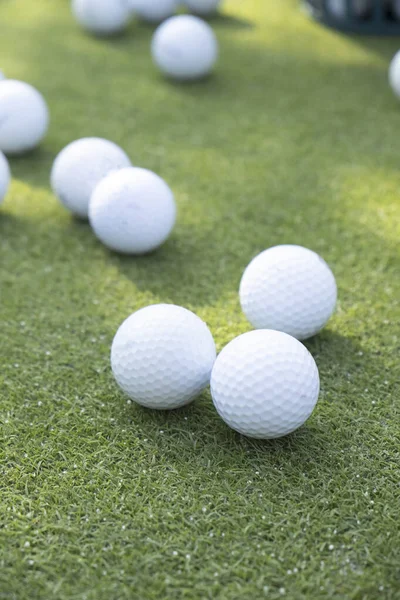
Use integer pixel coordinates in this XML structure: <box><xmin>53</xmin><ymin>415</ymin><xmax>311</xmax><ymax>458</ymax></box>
<box><xmin>304</xmin><ymin>0</ymin><xmax>400</xmax><ymax>34</ymax></box>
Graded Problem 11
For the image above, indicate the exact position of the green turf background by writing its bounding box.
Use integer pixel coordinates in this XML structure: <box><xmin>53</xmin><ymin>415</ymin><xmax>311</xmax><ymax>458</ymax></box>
<box><xmin>1</xmin><ymin>1</ymin><xmax>400</xmax><ymax>598</ymax></box>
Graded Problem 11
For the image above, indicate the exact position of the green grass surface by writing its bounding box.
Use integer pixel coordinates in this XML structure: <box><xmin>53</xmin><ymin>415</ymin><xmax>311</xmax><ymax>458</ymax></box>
<box><xmin>1</xmin><ymin>1</ymin><xmax>400</xmax><ymax>598</ymax></box>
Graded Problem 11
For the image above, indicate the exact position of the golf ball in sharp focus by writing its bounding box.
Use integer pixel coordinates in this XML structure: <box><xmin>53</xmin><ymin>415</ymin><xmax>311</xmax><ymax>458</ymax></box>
<box><xmin>89</xmin><ymin>167</ymin><xmax>176</xmax><ymax>254</ymax></box>
<box><xmin>0</xmin><ymin>151</ymin><xmax>10</xmax><ymax>205</ymax></box>
<box><xmin>111</xmin><ymin>304</ymin><xmax>217</xmax><ymax>410</ymax></box>
<box><xmin>389</xmin><ymin>50</ymin><xmax>400</xmax><ymax>98</ymax></box>
<box><xmin>129</xmin><ymin>0</ymin><xmax>178</xmax><ymax>23</ymax></box>
<box><xmin>0</xmin><ymin>80</ymin><xmax>49</xmax><ymax>155</ymax></box>
<box><xmin>240</xmin><ymin>245</ymin><xmax>337</xmax><ymax>341</ymax></box>
<box><xmin>72</xmin><ymin>0</ymin><xmax>131</xmax><ymax>35</ymax></box>
<box><xmin>211</xmin><ymin>330</ymin><xmax>320</xmax><ymax>439</ymax></box>
<box><xmin>183</xmin><ymin>0</ymin><xmax>222</xmax><ymax>16</ymax></box>
<box><xmin>51</xmin><ymin>138</ymin><xmax>131</xmax><ymax>219</ymax></box>
<box><xmin>152</xmin><ymin>15</ymin><xmax>218</xmax><ymax>80</ymax></box>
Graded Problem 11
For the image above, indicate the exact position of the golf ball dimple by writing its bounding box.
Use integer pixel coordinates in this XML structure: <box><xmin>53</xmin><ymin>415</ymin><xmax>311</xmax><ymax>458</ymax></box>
<box><xmin>151</xmin><ymin>15</ymin><xmax>218</xmax><ymax>80</ymax></box>
<box><xmin>129</xmin><ymin>0</ymin><xmax>178</xmax><ymax>23</ymax></box>
<box><xmin>111</xmin><ymin>304</ymin><xmax>217</xmax><ymax>410</ymax></box>
<box><xmin>89</xmin><ymin>166</ymin><xmax>176</xmax><ymax>254</ymax></box>
<box><xmin>389</xmin><ymin>50</ymin><xmax>400</xmax><ymax>98</ymax></box>
<box><xmin>0</xmin><ymin>80</ymin><xmax>49</xmax><ymax>155</ymax></box>
<box><xmin>72</xmin><ymin>0</ymin><xmax>131</xmax><ymax>35</ymax></box>
<box><xmin>211</xmin><ymin>330</ymin><xmax>320</xmax><ymax>439</ymax></box>
<box><xmin>0</xmin><ymin>151</ymin><xmax>10</xmax><ymax>204</ymax></box>
<box><xmin>239</xmin><ymin>245</ymin><xmax>337</xmax><ymax>341</ymax></box>
<box><xmin>51</xmin><ymin>137</ymin><xmax>131</xmax><ymax>219</ymax></box>
<box><xmin>183</xmin><ymin>0</ymin><xmax>222</xmax><ymax>16</ymax></box>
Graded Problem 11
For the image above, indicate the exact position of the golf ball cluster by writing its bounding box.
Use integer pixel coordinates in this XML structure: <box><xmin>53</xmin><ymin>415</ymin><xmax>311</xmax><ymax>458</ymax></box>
<box><xmin>71</xmin><ymin>1</ymin><xmax>220</xmax><ymax>80</ymax></box>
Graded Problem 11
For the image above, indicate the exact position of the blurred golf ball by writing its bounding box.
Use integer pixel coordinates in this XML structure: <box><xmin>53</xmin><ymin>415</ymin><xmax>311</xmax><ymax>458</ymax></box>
<box><xmin>389</xmin><ymin>50</ymin><xmax>400</xmax><ymax>98</ymax></box>
<box><xmin>72</xmin><ymin>0</ymin><xmax>131</xmax><ymax>35</ymax></box>
<box><xmin>51</xmin><ymin>137</ymin><xmax>131</xmax><ymax>219</ymax></box>
<box><xmin>326</xmin><ymin>0</ymin><xmax>372</xmax><ymax>18</ymax></box>
<box><xmin>239</xmin><ymin>245</ymin><xmax>337</xmax><ymax>340</ymax></box>
<box><xmin>0</xmin><ymin>151</ymin><xmax>10</xmax><ymax>204</ymax></box>
<box><xmin>211</xmin><ymin>330</ymin><xmax>320</xmax><ymax>439</ymax></box>
<box><xmin>0</xmin><ymin>80</ymin><xmax>49</xmax><ymax>155</ymax></box>
<box><xmin>89</xmin><ymin>167</ymin><xmax>176</xmax><ymax>254</ymax></box>
<box><xmin>129</xmin><ymin>0</ymin><xmax>178</xmax><ymax>22</ymax></box>
<box><xmin>183</xmin><ymin>0</ymin><xmax>222</xmax><ymax>16</ymax></box>
<box><xmin>111</xmin><ymin>304</ymin><xmax>217</xmax><ymax>410</ymax></box>
<box><xmin>152</xmin><ymin>15</ymin><xmax>218</xmax><ymax>80</ymax></box>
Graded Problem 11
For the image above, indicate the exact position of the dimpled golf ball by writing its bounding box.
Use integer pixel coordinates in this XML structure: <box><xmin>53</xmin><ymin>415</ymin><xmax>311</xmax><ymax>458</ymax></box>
<box><xmin>389</xmin><ymin>50</ymin><xmax>400</xmax><ymax>98</ymax></box>
<box><xmin>129</xmin><ymin>0</ymin><xmax>178</xmax><ymax>23</ymax></box>
<box><xmin>51</xmin><ymin>137</ymin><xmax>131</xmax><ymax>219</ymax></box>
<box><xmin>72</xmin><ymin>0</ymin><xmax>131</xmax><ymax>35</ymax></box>
<box><xmin>111</xmin><ymin>304</ymin><xmax>217</xmax><ymax>410</ymax></box>
<box><xmin>89</xmin><ymin>167</ymin><xmax>176</xmax><ymax>254</ymax></box>
<box><xmin>0</xmin><ymin>151</ymin><xmax>10</xmax><ymax>205</ymax></box>
<box><xmin>211</xmin><ymin>330</ymin><xmax>320</xmax><ymax>439</ymax></box>
<box><xmin>184</xmin><ymin>0</ymin><xmax>222</xmax><ymax>16</ymax></box>
<box><xmin>240</xmin><ymin>245</ymin><xmax>337</xmax><ymax>341</ymax></box>
<box><xmin>152</xmin><ymin>15</ymin><xmax>218</xmax><ymax>80</ymax></box>
<box><xmin>0</xmin><ymin>80</ymin><xmax>49</xmax><ymax>155</ymax></box>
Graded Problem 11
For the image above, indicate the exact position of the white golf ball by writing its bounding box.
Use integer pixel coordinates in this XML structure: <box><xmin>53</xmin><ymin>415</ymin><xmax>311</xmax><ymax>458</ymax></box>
<box><xmin>51</xmin><ymin>137</ymin><xmax>131</xmax><ymax>219</ymax></box>
<box><xmin>239</xmin><ymin>245</ymin><xmax>337</xmax><ymax>341</ymax></box>
<box><xmin>89</xmin><ymin>167</ymin><xmax>176</xmax><ymax>254</ymax></box>
<box><xmin>129</xmin><ymin>0</ymin><xmax>178</xmax><ymax>23</ymax></box>
<box><xmin>151</xmin><ymin>15</ymin><xmax>218</xmax><ymax>80</ymax></box>
<box><xmin>211</xmin><ymin>330</ymin><xmax>320</xmax><ymax>439</ymax></box>
<box><xmin>111</xmin><ymin>304</ymin><xmax>217</xmax><ymax>410</ymax></box>
<box><xmin>0</xmin><ymin>80</ymin><xmax>49</xmax><ymax>155</ymax></box>
<box><xmin>389</xmin><ymin>50</ymin><xmax>400</xmax><ymax>98</ymax></box>
<box><xmin>183</xmin><ymin>0</ymin><xmax>222</xmax><ymax>16</ymax></box>
<box><xmin>72</xmin><ymin>0</ymin><xmax>131</xmax><ymax>35</ymax></box>
<box><xmin>0</xmin><ymin>151</ymin><xmax>10</xmax><ymax>205</ymax></box>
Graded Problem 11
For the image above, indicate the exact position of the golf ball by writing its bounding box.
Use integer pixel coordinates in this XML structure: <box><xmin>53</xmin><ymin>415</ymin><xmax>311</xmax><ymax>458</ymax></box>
<box><xmin>0</xmin><ymin>151</ymin><xmax>10</xmax><ymax>205</ymax></box>
<box><xmin>211</xmin><ymin>330</ymin><xmax>320</xmax><ymax>439</ymax></box>
<box><xmin>0</xmin><ymin>80</ymin><xmax>49</xmax><ymax>155</ymax></box>
<box><xmin>389</xmin><ymin>50</ymin><xmax>400</xmax><ymax>98</ymax></box>
<box><xmin>72</xmin><ymin>0</ymin><xmax>131</xmax><ymax>35</ymax></box>
<box><xmin>51</xmin><ymin>137</ymin><xmax>131</xmax><ymax>219</ymax></box>
<box><xmin>151</xmin><ymin>15</ymin><xmax>218</xmax><ymax>80</ymax></box>
<box><xmin>129</xmin><ymin>0</ymin><xmax>178</xmax><ymax>23</ymax></box>
<box><xmin>326</xmin><ymin>0</ymin><xmax>372</xmax><ymax>18</ymax></box>
<box><xmin>111</xmin><ymin>304</ymin><xmax>217</xmax><ymax>410</ymax></box>
<box><xmin>89</xmin><ymin>167</ymin><xmax>176</xmax><ymax>254</ymax></box>
<box><xmin>183</xmin><ymin>0</ymin><xmax>222</xmax><ymax>16</ymax></box>
<box><xmin>239</xmin><ymin>245</ymin><xmax>337</xmax><ymax>341</ymax></box>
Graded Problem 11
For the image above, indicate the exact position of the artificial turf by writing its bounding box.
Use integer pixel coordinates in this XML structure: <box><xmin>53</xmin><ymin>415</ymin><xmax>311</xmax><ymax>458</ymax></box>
<box><xmin>0</xmin><ymin>0</ymin><xmax>400</xmax><ymax>598</ymax></box>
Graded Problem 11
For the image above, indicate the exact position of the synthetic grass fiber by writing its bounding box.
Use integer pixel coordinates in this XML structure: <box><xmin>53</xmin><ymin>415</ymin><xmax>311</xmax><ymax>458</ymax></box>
<box><xmin>1</xmin><ymin>1</ymin><xmax>400</xmax><ymax>598</ymax></box>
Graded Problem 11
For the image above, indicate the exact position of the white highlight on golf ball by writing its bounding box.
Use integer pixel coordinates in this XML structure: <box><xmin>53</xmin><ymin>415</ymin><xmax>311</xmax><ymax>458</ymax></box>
<box><xmin>389</xmin><ymin>50</ymin><xmax>400</xmax><ymax>98</ymax></box>
<box><xmin>240</xmin><ymin>245</ymin><xmax>337</xmax><ymax>341</ymax></box>
<box><xmin>129</xmin><ymin>0</ymin><xmax>178</xmax><ymax>23</ymax></box>
<box><xmin>0</xmin><ymin>151</ymin><xmax>10</xmax><ymax>205</ymax></box>
<box><xmin>89</xmin><ymin>167</ymin><xmax>176</xmax><ymax>254</ymax></box>
<box><xmin>183</xmin><ymin>0</ymin><xmax>222</xmax><ymax>16</ymax></box>
<box><xmin>72</xmin><ymin>0</ymin><xmax>131</xmax><ymax>35</ymax></box>
<box><xmin>51</xmin><ymin>137</ymin><xmax>131</xmax><ymax>219</ymax></box>
<box><xmin>111</xmin><ymin>304</ymin><xmax>217</xmax><ymax>410</ymax></box>
<box><xmin>152</xmin><ymin>15</ymin><xmax>218</xmax><ymax>80</ymax></box>
<box><xmin>211</xmin><ymin>330</ymin><xmax>320</xmax><ymax>439</ymax></box>
<box><xmin>0</xmin><ymin>80</ymin><xmax>49</xmax><ymax>155</ymax></box>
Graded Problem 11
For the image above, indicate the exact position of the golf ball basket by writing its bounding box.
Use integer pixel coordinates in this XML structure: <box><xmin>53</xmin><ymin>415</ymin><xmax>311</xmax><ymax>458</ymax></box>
<box><xmin>304</xmin><ymin>1</ymin><xmax>400</xmax><ymax>34</ymax></box>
